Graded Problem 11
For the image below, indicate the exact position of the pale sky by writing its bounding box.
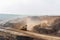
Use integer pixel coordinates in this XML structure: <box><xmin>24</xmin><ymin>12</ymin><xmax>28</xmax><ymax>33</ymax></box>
<box><xmin>0</xmin><ymin>0</ymin><xmax>60</xmax><ymax>16</ymax></box>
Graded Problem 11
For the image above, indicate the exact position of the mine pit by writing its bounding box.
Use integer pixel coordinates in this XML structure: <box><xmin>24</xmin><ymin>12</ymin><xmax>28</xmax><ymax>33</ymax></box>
<box><xmin>0</xmin><ymin>16</ymin><xmax>60</xmax><ymax>40</ymax></box>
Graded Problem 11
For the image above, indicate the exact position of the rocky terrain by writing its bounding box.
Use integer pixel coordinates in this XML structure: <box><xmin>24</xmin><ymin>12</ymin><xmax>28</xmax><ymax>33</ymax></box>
<box><xmin>1</xmin><ymin>16</ymin><xmax>60</xmax><ymax>40</ymax></box>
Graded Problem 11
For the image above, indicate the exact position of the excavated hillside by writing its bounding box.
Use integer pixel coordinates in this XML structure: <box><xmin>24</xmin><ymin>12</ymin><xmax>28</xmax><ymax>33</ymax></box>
<box><xmin>1</xmin><ymin>16</ymin><xmax>60</xmax><ymax>40</ymax></box>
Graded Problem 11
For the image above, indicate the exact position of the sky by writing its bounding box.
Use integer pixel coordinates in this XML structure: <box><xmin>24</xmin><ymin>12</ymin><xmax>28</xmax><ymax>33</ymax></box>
<box><xmin>0</xmin><ymin>0</ymin><xmax>60</xmax><ymax>16</ymax></box>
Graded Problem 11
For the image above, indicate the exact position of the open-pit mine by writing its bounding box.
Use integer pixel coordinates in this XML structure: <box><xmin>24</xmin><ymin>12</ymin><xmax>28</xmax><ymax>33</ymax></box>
<box><xmin>0</xmin><ymin>16</ymin><xmax>60</xmax><ymax>40</ymax></box>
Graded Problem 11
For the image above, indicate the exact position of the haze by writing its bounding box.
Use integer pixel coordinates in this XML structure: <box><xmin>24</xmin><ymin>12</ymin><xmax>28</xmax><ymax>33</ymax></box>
<box><xmin>0</xmin><ymin>0</ymin><xmax>60</xmax><ymax>16</ymax></box>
